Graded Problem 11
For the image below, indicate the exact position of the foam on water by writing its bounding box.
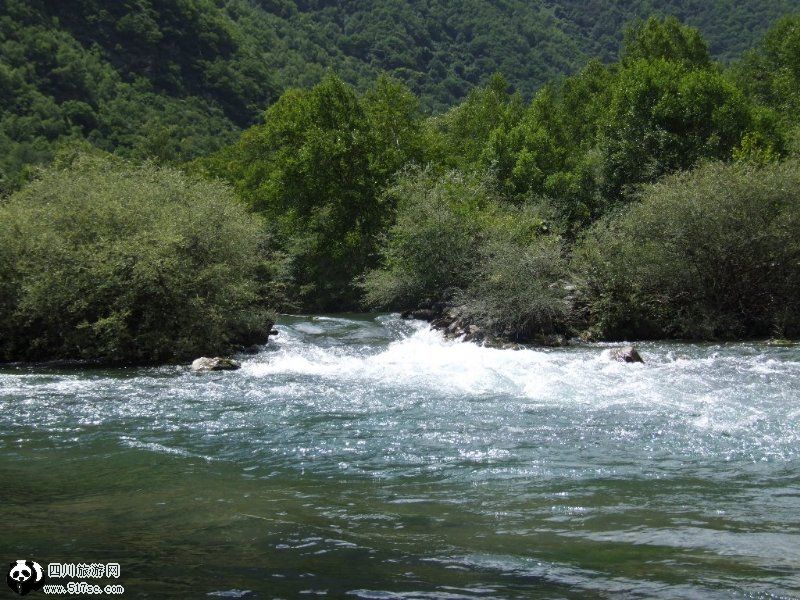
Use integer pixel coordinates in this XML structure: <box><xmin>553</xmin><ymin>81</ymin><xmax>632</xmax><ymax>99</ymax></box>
<box><xmin>1</xmin><ymin>317</ymin><xmax>799</xmax><ymax>598</ymax></box>
<box><xmin>1</xmin><ymin>314</ymin><xmax>798</xmax><ymax>475</ymax></box>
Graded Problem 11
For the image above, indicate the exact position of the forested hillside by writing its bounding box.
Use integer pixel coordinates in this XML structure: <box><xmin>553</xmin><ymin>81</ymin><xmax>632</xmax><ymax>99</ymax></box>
<box><xmin>545</xmin><ymin>0</ymin><xmax>800</xmax><ymax>63</ymax></box>
<box><xmin>2</xmin><ymin>0</ymin><xmax>799</xmax><ymax>195</ymax></box>
<box><xmin>275</xmin><ymin>0</ymin><xmax>800</xmax><ymax>111</ymax></box>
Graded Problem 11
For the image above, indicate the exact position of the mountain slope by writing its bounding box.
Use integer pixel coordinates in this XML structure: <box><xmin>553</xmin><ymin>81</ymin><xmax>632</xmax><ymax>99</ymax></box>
<box><xmin>270</xmin><ymin>0</ymin><xmax>800</xmax><ymax>111</ymax></box>
<box><xmin>2</xmin><ymin>0</ymin><xmax>799</xmax><ymax>193</ymax></box>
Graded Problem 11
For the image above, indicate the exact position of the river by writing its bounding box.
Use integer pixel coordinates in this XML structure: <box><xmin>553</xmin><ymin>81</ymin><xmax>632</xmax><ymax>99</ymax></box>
<box><xmin>1</xmin><ymin>314</ymin><xmax>799</xmax><ymax>598</ymax></box>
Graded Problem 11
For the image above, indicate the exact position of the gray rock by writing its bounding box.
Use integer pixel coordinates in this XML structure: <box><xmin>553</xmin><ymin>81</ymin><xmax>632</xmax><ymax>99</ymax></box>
<box><xmin>463</xmin><ymin>324</ymin><xmax>485</xmax><ymax>342</ymax></box>
<box><xmin>431</xmin><ymin>317</ymin><xmax>450</xmax><ymax>329</ymax></box>
<box><xmin>191</xmin><ymin>357</ymin><xmax>241</xmax><ymax>372</ymax></box>
<box><xmin>611</xmin><ymin>346</ymin><xmax>644</xmax><ymax>363</ymax></box>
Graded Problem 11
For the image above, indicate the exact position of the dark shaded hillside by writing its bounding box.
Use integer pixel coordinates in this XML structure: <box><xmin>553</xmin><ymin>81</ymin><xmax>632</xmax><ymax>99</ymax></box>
<box><xmin>281</xmin><ymin>0</ymin><xmax>800</xmax><ymax>111</ymax></box>
<box><xmin>2</xmin><ymin>0</ymin><xmax>799</xmax><ymax>193</ymax></box>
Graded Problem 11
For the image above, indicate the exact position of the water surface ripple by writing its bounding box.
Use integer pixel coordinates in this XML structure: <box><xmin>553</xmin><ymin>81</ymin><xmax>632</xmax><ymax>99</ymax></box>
<box><xmin>1</xmin><ymin>314</ymin><xmax>799</xmax><ymax>598</ymax></box>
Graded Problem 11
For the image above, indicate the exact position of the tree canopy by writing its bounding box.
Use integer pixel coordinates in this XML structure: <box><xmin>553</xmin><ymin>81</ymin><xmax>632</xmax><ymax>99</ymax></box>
<box><xmin>3</xmin><ymin>0</ymin><xmax>799</xmax><ymax>194</ymax></box>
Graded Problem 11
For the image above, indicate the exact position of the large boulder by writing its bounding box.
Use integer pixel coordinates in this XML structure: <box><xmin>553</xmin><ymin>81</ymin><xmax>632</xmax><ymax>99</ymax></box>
<box><xmin>191</xmin><ymin>357</ymin><xmax>241</xmax><ymax>372</ymax></box>
<box><xmin>610</xmin><ymin>346</ymin><xmax>644</xmax><ymax>363</ymax></box>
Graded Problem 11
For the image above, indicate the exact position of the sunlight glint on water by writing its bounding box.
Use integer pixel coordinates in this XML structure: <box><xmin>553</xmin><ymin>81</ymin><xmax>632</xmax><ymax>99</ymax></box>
<box><xmin>1</xmin><ymin>314</ymin><xmax>799</xmax><ymax>598</ymax></box>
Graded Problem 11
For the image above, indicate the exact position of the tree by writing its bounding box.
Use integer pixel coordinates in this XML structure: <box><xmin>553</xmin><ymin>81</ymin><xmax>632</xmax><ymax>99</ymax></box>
<box><xmin>622</xmin><ymin>16</ymin><xmax>711</xmax><ymax>67</ymax></box>
<box><xmin>363</xmin><ymin>74</ymin><xmax>428</xmax><ymax>181</ymax></box>
<box><xmin>480</xmin><ymin>61</ymin><xmax>613</xmax><ymax>227</ymax></box>
<box><xmin>733</xmin><ymin>15</ymin><xmax>800</xmax><ymax>117</ymax></box>
<box><xmin>600</xmin><ymin>57</ymin><xmax>779</xmax><ymax>200</ymax></box>
<box><xmin>434</xmin><ymin>74</ymin><xmax>523</xmax><ymax>169</ymax></box>
<box><xmin>201</xmin><ymin>75</ymin><xmax>426</xmax><ymax>310</ymax></box>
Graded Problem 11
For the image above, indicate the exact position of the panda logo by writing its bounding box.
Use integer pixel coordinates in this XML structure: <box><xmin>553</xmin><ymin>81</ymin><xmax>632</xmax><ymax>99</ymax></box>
<box><xmin>6</xmin><ymin>560</ymin><xmax>45</xmax><ymax>596</ymax></box>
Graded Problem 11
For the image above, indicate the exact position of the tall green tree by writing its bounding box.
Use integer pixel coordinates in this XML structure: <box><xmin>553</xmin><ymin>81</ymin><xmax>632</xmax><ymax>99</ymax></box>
<box><xmin>202</xmin><ymin>74</ymin><xmax>425</xmax><ymax>310</ymax></box>
<box><xmin>480</xmin><ymin>61</ymin><xmax>613</xmax><ymax>227</ymax></box>
<box><xmin>733</xmin><ymin>15</ymin><xmax>800</xmax><ymax>118</ymax></box>
<box><xmin>363</xmin><ymin>74</ymin><xmax>428</xmax><ymax>183</ymax></box>
<box><xmin>600</xmin><ymin>17</ymin><xmax>783</xmax><ymax>200</ymax></box>
<box><xmin>434</xmin><ymin>74</ymin><xmax>523</xmax><ymax>169</ymax></box>
<box><xmin>621</xmin><ymin>15</ymin><xmax>711</xmax><ymax>67</ymax></box>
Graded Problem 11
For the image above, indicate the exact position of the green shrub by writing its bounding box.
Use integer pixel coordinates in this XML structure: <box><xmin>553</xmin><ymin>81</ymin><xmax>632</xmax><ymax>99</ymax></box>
<box><xmin>362</xmin><ymin>168</ymin><xmax>488</xmax><ymax>308</ymax></box>
<box><xmin>0</xmin><ymin>155</ymin><xmax>274</xmax><ymax>363</ymax></box>
<box><xmin>456</xmin><ymin>207</ymin><xmax>571</xmax><ymax>340</ymax></box>
<box><xmin>574</xmin><ymin>160</ymin><xmax>800</xmax><ymax>340</ymax></box>
<box><xmin>363</xmin><ymin>167</ymin><xmax>571</xmax><ymax>340</ymax></box>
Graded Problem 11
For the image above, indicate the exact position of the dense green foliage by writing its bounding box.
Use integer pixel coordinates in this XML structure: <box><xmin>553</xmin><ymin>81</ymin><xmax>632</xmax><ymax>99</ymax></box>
<box><xmin>197</xmin><ymin>16</ymin><xmax>799</xmax><ymax>340</ymax></box>
<box><xmin>3</xmin><ymin>10</ymin><xmax>800</xmax><ymax>363</ymax></box>
<box><xmin>358</xmin><ymin>16</ymin><xmax>800</xmax><ymax>341</ymax></box>
<box><xmin>198</xmin><ymin>74</ymin><xmax>427</xmax><ymax>310</ymax></box>
<box><xmin>0</xmin><ymin>156</ymin><xmax>274</xmax><ymax>363</ymax></box>
<box><xmin>202</xmin><ymin>15</ymin><xmax>788</xmax><ymax>320</ymax></box>
<box><xmin>574</xmin><ymin>161</ymin><xmax>800</xmax><ymax>340</ymax></box>
<box><xmin>272</xmin><ymin>0</ymin><xmax>799</xmax><ymax>112</ymax></box>
<box><xmin>0</xmin><ymin>0</ymin><xmax>258</xmax><ymax>193</ymax></box>
<box><xmin>363</xmin><ymin>169</ymin><xmax>490</xmax><ymax>309</ymax></box>
<box><xmin>431</xmin><ymin>18</ymin><xmax>784</xmax><ymax>224</ymax></box>
<box><xmin>548</xmin><ymin>0</ymin><xmax>800</xmax><ymax>64</ymax></box>
<box><xmin>3</xmin><ymin>0</ymin><xmax>799</xmax><ymax>194</ymax></box>
<box><xmin>733</xmin><ymin>15</ymin><xmax>800</xmax><ymax>120</ymax></box>
<box><xmin>362</xmin><ymin>169</ymin><xmax>570</xmax><ymax>341</ymax></box>
<box><xmin>600</xmin><ymin>56</ymin><xmax>773</xmax><ymax>200</ymax></box>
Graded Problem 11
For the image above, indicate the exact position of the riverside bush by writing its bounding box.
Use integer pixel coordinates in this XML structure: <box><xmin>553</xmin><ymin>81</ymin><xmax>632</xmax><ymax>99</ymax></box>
<box><xmin>363</xmin><ymin>168</ymin><xmax>570</xmax><ymax>340</ymax></box>
<box><xmin>456</xmin><ymin>208</ymin><xmax>571</xmax><ymax>340</ymax></box>
<box><xmin>0</xmin><ymin>156</ymin><xmax>274</xmax><ymax>363</ymax></box>
<box><xmin>574</xmin><ymin>161</ymin><xmax>800</xmax><ymax>340</ymax></box>
<box><xmin>362</xmin><ymin>168</ymin><xmax>486</xmax><ymax>308</ymax></box>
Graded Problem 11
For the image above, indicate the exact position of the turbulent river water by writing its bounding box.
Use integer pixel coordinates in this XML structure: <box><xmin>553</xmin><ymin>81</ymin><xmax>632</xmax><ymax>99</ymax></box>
<box><xmin>1</xmin><ymin>314</ymin><xmax>799</xmax><ymax>599</ymax></box>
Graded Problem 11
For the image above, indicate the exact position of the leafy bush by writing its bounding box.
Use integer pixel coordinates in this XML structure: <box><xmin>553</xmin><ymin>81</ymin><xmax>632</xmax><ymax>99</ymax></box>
<box><xmin>0</xmin><ymin>156</ymin><xmax>274</xmax><ymax>363</ymax></box>
<box><xmin>363</xmin><ymin>168</ymin><xmax>570</xmax><ymax>340</ymax></box>
<box><xmin>574</xmin><ymin>161</ymin><xmax>800</xmax><ymax>340</ymax></box>
<box><xmin>456</xmin><ymin>208</ymin><xmax>571</xmax><ymax>340</ymax></box>
<box><xmin>362</xmin><ymin>168</ymin><xmax>488</xmax><ymax>308</ymax></box>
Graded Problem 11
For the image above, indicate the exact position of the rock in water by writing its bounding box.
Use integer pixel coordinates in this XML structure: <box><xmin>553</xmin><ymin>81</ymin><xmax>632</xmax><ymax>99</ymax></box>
<box><xmin>611</xmin><ymin>346</ymin><xmax>644</xmax><ymax>363</ymax></box>
<box><xmin>191</xmin><ymin>357</ymin><xmax>241</xmax><ymax>372</ymax></box>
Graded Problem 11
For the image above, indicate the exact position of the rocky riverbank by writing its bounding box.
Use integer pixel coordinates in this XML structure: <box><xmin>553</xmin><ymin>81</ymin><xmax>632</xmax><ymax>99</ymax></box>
<box><xmin>401</xmin><ymin>304</ymin><xmax>567</xmax><ymax>349</ymax></box>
